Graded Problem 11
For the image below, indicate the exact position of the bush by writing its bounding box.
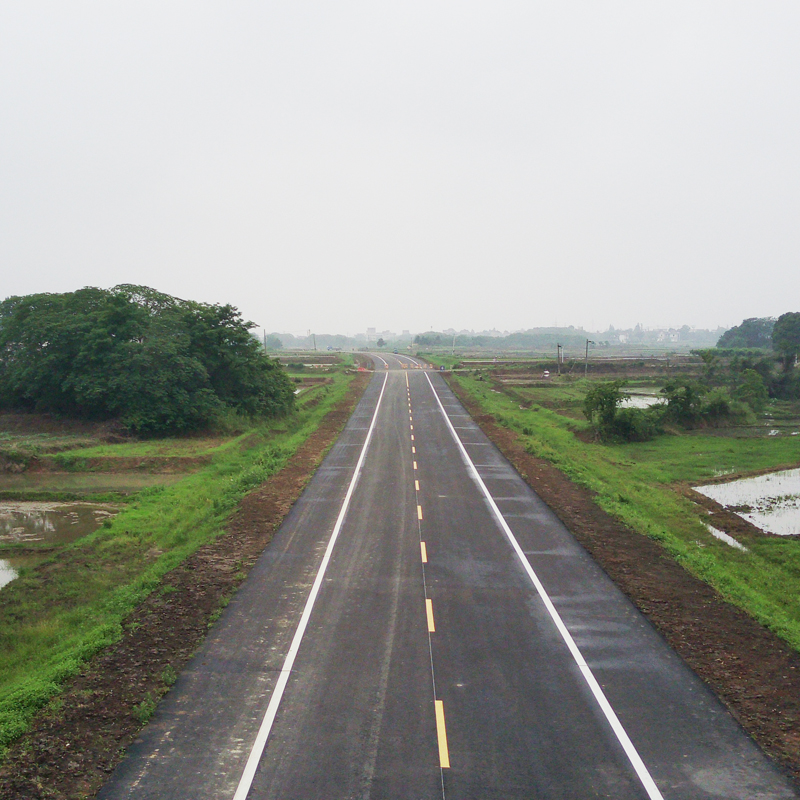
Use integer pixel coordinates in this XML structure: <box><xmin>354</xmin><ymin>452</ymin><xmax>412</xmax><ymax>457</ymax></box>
<box><xmin>583</xmin><ymin>381</ymin><xmax>660</xmax><ymax>442</ymax></box>
<box><xmin>733</xmin><ymin>369</ymin><xmax>768</xmax><ymax>412</ymax></box>
<box><xmin>608</xmin><ymin>407</ymin><xmax>662</xmax><ymax>442</ymax></box>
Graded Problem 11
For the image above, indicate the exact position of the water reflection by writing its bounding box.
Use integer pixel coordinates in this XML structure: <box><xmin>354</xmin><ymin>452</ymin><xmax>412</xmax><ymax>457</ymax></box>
<box><xmin>0</xmin><ymin>502</ymin><xmax>119</xmax><ymax>589</ymax></box>
<box><xmin>695</xmin><ymin>468</ymin><xmax>800</xmax><ymax>536</ymax></box>
<box><xmin>0</xmin><ymin>560</ymin><xmax>17</xmax><ymax>589</ymax></box>
<box><xmin>0</xmin><ymin>502</ymin><xmax>117</xmax><ymax>545</ymax></box>
<box><xmin>619</xmin><ymin>395</ymin><xmax>665</xmax><ymax>409</ymax></box>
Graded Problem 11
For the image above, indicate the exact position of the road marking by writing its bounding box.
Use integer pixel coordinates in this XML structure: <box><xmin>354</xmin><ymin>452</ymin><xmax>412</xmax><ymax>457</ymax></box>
<box><xmin>420</xmin><ymin>541</ymin><xmax>427</xmax><ymax>562</ymax></box>
<box><xmin>411</xmin><ymin>434</ymin><xmax>415</xmax><ymax>441</ymax></box>
<box><xmin>412</xmin><ymin>446</ymin><xmax>415</xmax><ymax>453</ymax></box>
<box><xmin>415</xmin><ymin>479</ymin><xmax>420</xmax><ymax>490</ymax></box>
<box><xmin>417</xmin><ymin>505</ymin><xmax>423</xmax><ymax>520</ymax></box>
<box><xmin>410</xmin><ymin>416</ymin><xmax>413</xmax><ymax>421</ymax></box>
<box><xmin>231</xmin><ymin>372</ymin><xmax>389</xmax><ymax>800</ymax></box>
<box><xmin>435</xmin><ymin>700</ymin><xmax>450</xmax><ymax>768</ymax></box>
<box><xmin>424</xmin><ymin>373</ymin><xmax>664</xmax><ymax>800</ymax></box>
<box><xmin>426</xmin><ymin>599</ymin><xmax>436</xmax><ymax>632</ymax></box>
<box><xmin>413</xmin><ymin>460</ymin><xmax>417</xmax><ymax>469</ymax></box>
<box><xmin>406</xmin><ymin>372</ymin><xmax>409</xmax><ymax>388</ymax></box>
<box><xmin>410</xmin><ymin>424</ymin><xmax>414</xmax><ymax>430</ymax></box>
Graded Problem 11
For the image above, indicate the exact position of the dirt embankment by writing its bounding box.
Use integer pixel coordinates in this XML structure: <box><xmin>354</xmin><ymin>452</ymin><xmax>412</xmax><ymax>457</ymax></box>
<box><xmin>443</xmin><ymin>373</ymin><xmax>800</xmax><ymax>787</ymax></box>
<box><xmin>0</xmin><ymin>373</ymin><xmax>371</xmax><ymax>800</ymax></box>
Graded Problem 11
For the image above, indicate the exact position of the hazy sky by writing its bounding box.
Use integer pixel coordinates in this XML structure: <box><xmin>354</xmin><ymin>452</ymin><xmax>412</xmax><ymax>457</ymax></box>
<box><xmin>2</xmin><ymin>2</ymin><xmax>799</xmax><ymax>336</ymax></box>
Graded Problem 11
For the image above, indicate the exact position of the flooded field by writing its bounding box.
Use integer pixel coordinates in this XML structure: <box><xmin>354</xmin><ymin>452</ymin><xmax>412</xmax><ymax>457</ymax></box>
<box><xmin>619</xmin><ymin>394</ymin><xmax>665</xmax><ymax>409</ymax></box>
<box><xmin>0</xmin><ymin>501</ymin><xmax>120</xmax><ymax>588</ymax></box>
<box><xmin>695</xmin><ymin>468</ymin><xmax>800</xmax><ymax>536</ymax></box>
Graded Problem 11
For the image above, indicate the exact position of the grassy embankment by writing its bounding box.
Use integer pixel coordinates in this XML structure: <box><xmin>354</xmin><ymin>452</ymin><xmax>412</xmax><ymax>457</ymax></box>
<box><xmin>0</xmin><ymin>372</ymin><xmax>357</xmax><ymax>755</ymax></box>
<box><xmin>449</xmin><ymin>371</ymin><xmax>800</xmax><ymax>651</ymax></box>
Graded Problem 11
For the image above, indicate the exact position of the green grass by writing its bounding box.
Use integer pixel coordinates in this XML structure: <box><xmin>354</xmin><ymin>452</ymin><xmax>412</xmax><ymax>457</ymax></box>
<box><xmin>417</xmin><ymin>352</ymin><xmax>461</xmax><ymax>370</ymax></box>
<box><xmin>450</xmin><ymin>372</ymin><xmax>800</xmax><ymax>653</ymax></box>
<box><xmin>53</xmin><ymin>437</ymin><xmax>229</xmax><ymax>459</ymax></box>
<box><xmin>0</xmin><ymin>432</ymin><xmax>98</xmax><ymax>457</ymax></box>
<box><xmin>0</xmin><ymin>372</ymin><xmax>356</xmax><ymax>755</ymax></box>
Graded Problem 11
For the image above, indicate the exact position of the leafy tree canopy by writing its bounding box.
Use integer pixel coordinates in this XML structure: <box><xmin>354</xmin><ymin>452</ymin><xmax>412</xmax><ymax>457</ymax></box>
<box><xmin>0</xmin><ymin>286</ymin><xmax>295</xmax><ymax>434</ymax></box>
<box><xmin>772</xmin><ymin>312</ymin><xmax>800</xmax><ymax>364</ymax></box>
<box><xmin>716</xmin><ymin>317</ymin><xmax>774</xmax><ymax>349</ymax></box>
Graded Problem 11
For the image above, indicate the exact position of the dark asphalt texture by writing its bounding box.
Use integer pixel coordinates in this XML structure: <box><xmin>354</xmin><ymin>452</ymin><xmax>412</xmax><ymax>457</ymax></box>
<box><xmin>97</xmin><ymin>356</ymin><xmax>798</xmax><ymax>799</ymax></box>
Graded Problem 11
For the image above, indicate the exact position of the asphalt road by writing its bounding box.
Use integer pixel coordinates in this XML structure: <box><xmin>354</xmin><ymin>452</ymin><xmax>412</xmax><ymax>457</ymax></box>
<box><xmin>98</xmin><ymin>355</ymin><xmax>798</xmax><ymax>799</ymax></box>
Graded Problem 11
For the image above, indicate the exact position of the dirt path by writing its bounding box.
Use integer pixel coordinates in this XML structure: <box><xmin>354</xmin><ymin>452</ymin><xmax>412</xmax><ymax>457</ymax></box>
<box><xmin>0</xmin><ymin>373</ymin><xmax>371</xmax><ymax>800</ymax></box>
<box><xmin>445</xmin><ymin>373</ymin><xmax>800</xmax><ymax>788</ymax></box>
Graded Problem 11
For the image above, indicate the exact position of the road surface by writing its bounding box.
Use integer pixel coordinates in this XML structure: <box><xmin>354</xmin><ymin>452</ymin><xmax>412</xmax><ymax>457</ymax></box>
<box><xmin>98</xmin><ymin>355</ymin><xmax>797</xmax><ymax>799</ymax></box>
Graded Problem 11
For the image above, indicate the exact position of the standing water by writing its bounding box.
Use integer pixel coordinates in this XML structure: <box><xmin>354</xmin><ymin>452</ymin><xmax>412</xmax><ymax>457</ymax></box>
<box><xmin>0</xmin><ymin>502</ymin><xmax>119</xmax><ymax>589</ymax></box>
<box><xmin>694</xmin><ymin>468</ymin><xmax>800</xmax><ymax>537</ymax></box>
<box><xmin>619</xmin><ymin>394</ymin><xmax>665</xmax><ymax>409</ymax></box>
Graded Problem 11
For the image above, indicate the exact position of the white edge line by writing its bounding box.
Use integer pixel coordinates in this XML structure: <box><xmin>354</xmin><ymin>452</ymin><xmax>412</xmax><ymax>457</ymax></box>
<box><xmin>232</xmin><ymin>371</ymin><xmax>389</xmax><ymax>800</ymax></box>
<box><xmin>424</xmin><ymin>373</ymin><xmax>664</xmax><ymax>800</ymax></box>
<box><xmin>371</xmin><ymin>353</ymin><xmax>388</xmax><ymax>367</ymax></box>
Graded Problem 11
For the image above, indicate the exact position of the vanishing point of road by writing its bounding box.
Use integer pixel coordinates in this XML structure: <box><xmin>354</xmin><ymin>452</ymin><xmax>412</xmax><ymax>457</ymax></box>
<box><xmin>98</xmin><ymin>354</ymin><xmax>798</xmax><ymax>799</ymax></box>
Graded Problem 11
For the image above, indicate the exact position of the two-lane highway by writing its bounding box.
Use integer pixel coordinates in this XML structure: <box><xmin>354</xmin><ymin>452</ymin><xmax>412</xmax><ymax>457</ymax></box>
<box><xmin>98</xmin><ymin>355</ymin><xmax>798</xmax><ymax>799</ymax></box>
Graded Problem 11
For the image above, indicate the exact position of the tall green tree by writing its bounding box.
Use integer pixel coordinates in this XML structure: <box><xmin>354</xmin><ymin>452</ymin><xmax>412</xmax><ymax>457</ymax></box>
<box><xmin>772</xmin><ymin>312</ymin><xmax>800</xmax><ymax>368</ymax></box>
<box><xmin>716</xmin><ymin>317</ymin><xmax>774</xmax><ymax>349</ymax></box>
<box><xmin>0</xmin><ymin>286</ymin><xmax>295</xmax><ymax>434</ymax></box>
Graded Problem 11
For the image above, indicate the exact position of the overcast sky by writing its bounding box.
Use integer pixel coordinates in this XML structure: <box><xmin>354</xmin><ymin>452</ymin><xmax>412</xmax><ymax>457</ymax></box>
<box><xmin>1</xmin><ymin>2</ymin><xmax>798</xmax><ymax>336</ymax></box>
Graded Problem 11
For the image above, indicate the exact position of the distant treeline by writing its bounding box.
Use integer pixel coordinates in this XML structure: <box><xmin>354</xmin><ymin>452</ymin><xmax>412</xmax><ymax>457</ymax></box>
<box><xmin>0</xmin><ymin>285</ymin><xmax>295</xmax><ymax>434</ymax></box>
<box><xmin>413</xmin><ymin>326</ymin><xmax>723</xmax><ymax>349</ymax></box>
<box><xmin>266</xmin><ymin>325</ymin><xmax>723</xmax><ymax>351</ymax></box>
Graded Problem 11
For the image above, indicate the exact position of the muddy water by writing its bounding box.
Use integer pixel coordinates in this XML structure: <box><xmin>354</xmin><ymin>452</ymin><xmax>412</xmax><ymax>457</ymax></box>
<box><xmin>695</xmin><ymin>468</ymin><xmax>800</xmax><ymax>536</ymax></box>
<box><xmin>0</xmin><ymin>502</ymin><xmax>119</xmax><ymax>589</ymax></box>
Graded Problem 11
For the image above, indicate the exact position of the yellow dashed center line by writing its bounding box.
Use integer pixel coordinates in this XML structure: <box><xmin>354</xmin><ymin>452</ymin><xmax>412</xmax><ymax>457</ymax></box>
<box><xmin>417</xmin><ymin>505</ymin><xmax>423</xmax><ymax>520</ymax></box>
<box><xmin>410</xmin><ymin>424</ymin><xmax>413</xmax><ymax>430</ymax></box>
<box><xmin>412</xmin><ymin>446</ymin><xmax>416</xmax><ymax>453</ymax></box>
<box><xmin>415</xmin><ymin>479</ymin><xmax>420</xmax><ymax>491</ymax></box>
<box><xmin>411</xmin><ymin>434</ymin><xmax>414</xmax><ymax>441</ymax></box>
<box><xmin>413</xmin><ymin>460</ymin><xmax>417</xmax><ymax>469</ymax></box>
<box><xmin>426</xmin><ymin>598</ymin><xmax>436</xmax><ymax>632</ymax></box>
<box><xmin>420</xmin><ymin>541</ymin><xmax>427</xmax><ymax>562</ymax></box>
<box><xmin>435</xmin><ymin>700</ymin><xmax>450</xmax><ymax>768</ymax></box>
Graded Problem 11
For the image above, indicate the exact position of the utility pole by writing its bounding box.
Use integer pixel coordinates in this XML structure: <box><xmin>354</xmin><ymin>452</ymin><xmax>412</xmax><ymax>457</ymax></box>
<box><xmin>557</xmin><ymin>344</ymin><xmax>562</xmax><ymax>375</ymax></box>
<box><xmin>312</xmin><ymin>333</ymin><xmax>317</xmax><ymax>351</ymax></box>
<box><xmin>452</xmin><ymin>333</ymin><xmax>456</xmax><ymax>356</ymax></box>
<box><xmin>584</xmin><ymin>339</ymin><xmax>595</xmax><ymax>377</ymax></box>
<box><xmin>263</xmin><ymin>330</ymin><xmax>267</xmax><ymax>353</ymax></box>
